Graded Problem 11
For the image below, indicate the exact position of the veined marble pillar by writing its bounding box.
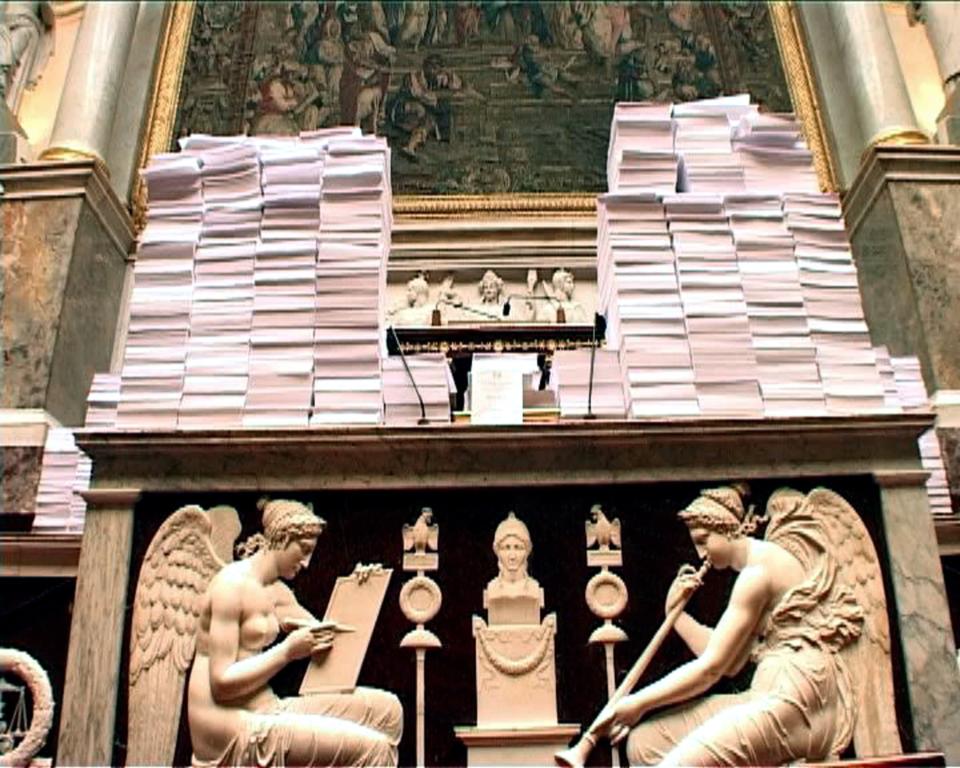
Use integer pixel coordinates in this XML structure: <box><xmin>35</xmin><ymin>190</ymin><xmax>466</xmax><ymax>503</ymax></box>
<box><xmin>874</xmin><ymin>472</ymin><xmax>960</xmax><ymax>760</ymax></box>
<box><xmin>40</xmin><ymin>1</ymin><xmax>139</xmax><ymax>170</ymax></box>
<box><xmin>58</xmin><ymin>488</ymin><xmax>140</xmax><ymax>767</ymax></box>
<box><xmin>827</xmin><ymin>2</ymin><xmax>929</xmax><ymax>153</ymax></box>
<box><xmin>919</xmin><ymin>2</ymin><xmax>960</xmax><ymax>143</ymax></box>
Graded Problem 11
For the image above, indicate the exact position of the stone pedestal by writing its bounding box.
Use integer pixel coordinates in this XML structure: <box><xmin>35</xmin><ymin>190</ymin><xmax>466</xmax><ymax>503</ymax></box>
<box><xmin>455</xmin><ymin>724</ymin><xmax>580</xmax><ymax>767</ymax></box>
<box><xmin>0</xmin><ymin>160</ymin><xmax>132</xmax><ymax>519</ymax></box>
<box><xmin>845</xmin><ymin>145</ymin><xmax>960</xmax><ymax>520</ymax></box>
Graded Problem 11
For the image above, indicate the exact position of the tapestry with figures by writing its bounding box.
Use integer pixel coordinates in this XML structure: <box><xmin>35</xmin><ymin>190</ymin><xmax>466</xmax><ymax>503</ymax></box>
<box><xmin>173</xmin><ymin>2</ymin><xmax>793</xmax><ymax>194</ymax></box>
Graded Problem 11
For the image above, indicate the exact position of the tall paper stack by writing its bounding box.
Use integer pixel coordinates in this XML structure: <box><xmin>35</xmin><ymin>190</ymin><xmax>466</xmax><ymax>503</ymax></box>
<box><xmin>382</xmin><ymin>354</ymin><xmax>455</xmax><ymax>425</ymax></box>
<box><xmin>85</xmin><ymin>373</ymin><xmax>121</xmax><ymax>428</ymax></box>
<box><xmin>668</xmin><ymin>195</ymin><xmax>762</xmax><ymax>416</ymax></box>
<box><xmin>311</xmin><ymin>135</ymin><xmax>391</xmax><ymax>426</ymax></box>
<box><xmin>787</xmin><ymin>193</ymin><xmax>887</xmax><ymax>414</ymax></box>
<box><xmin>674</xmin><ymin>95</ymin><xmax>754</xmax><ymax>194</ymax></box>
<box><xmin>608</xmin><ymin>102</ymin><xmax>677</xmax><ymax>194</ymax></box>
<box><xmin>597</xmin><ymin>192</ymin><xmax>698</xmax><ymax>417</ymax></box>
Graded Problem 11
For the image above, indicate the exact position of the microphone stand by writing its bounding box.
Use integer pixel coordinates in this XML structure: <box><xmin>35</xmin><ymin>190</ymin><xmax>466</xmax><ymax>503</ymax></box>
<box><xmin>584</xmin><ymin>313</ymin><xmax>606</xmax><ymax>420</ymax></box>
<box><xmin>387</xmin><ymin>325</ymin><xmax>428</xmax><ymax>425</ymax></box>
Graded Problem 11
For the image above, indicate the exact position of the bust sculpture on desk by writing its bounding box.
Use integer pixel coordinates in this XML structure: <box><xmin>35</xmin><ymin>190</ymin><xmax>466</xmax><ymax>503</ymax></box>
<box><xmin>126</xmin><ymin>499</ymin><xmax>402</xmax><ymax>767</ymax></box>
<box><xmin>457</xmin><ymin>512</ymin><xmax>578</xmax><ymax>766</ymax></box>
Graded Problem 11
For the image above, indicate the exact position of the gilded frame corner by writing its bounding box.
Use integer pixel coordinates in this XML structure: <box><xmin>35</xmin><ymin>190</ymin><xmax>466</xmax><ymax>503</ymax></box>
<box><xmin>135</xmin><ymin>1</ymin><xmax>837</xmax><ymax>230</ymax></box>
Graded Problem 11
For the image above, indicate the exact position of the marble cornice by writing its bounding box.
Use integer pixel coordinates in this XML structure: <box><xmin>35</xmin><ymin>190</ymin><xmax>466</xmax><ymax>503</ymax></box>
<box><xmin>0</xmin><ymin>159</ymin><xmax>134</xmax><ymax>257</ymax></box>
<box><xmin>0</xmin><ymin>533</ymin><xmax>81</xmax><ymax>577</ymax></box>
<box><xmin>77</xmin><ymin>414</ymin><xmax>933</xmax><ymax>493</ymax></box>
<box><xmin>843</xmin><ymin>145</ymin><xmax>960</xmax><ymax>238</ymax></box>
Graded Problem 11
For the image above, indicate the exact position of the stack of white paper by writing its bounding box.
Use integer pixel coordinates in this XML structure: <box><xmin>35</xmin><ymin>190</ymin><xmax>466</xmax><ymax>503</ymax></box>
<box><xmin>138</xmin><ymin>153</ymin><xmax>203</xmax><ymax>244</ymax></box>
<box><xmin>734</xmin><ymin>113</ymin><xmax>818</xmax><ymax>194</ymax></box>
<box><xmin>788</xmin><ymin>193</ymin><xmax>887</xmax><ymax>413</ymax></box>
<box><xmin>85</xmin><ymin>373</ymin><xmax>121</xmax><ymax>428</ymax></box>
<box><xmin>889</xmin><ymin>355</ymin><xmax>929</xmax><ymax>409</ymax></box>
<box><xmin>597</xmin><ymin>192</ymin><xmax>699</xmax><ymax>418</ymax></box>
<box><xmin>242</xmin><ymin>239</ymin><xmax>317</xmax><ymax>428</ymax></box>
<box><xmin>382</xmin><ymin>354</ymin><xmax>454</xmax><ymax>425</ymax></box>
<box><xmin>730</xmin><ymin>194</ymin><xmax>825</xmax><ymax>416</ymax></box>
<box><xmin>608</xmin><ymin>103</ymin><xmax>677</xmax><ymax>193</ymax></box>
<box><xmin>180</xmin><ymin>136</ymin><xmax>263</xmax><ymax>241</ymax></box>
<box><xmin>32</xmin><ymin>428</ymin><xmax>90</xmax><ymax>534</ymax></box>
<box><xmin>180</xmin><ymin>241</ymin><xmax>255</xmax><ymax>429</ymax></box>
<box><xmin>257</xmin><ymin>137</ymin><xmax>323</xmax><ymax>240</ymax></box>
<box><xmin>873</xmin><ymin>346</ymin><xmax>904</xmax><ymax>411</ymax></box>
<box><xmin>311</xmin><ymin>135</ymin><xmax>391</xmax><ymax>426</ymax></box>
<box><xmin>668</xmin><ymin>195</ymin><xmax>763</xmax><ymax>417</ymax></box>
<box><xmin>674</xmin><ymin>96</ymin><xmax>753</xmax><ymax>193</ymax></box>
<box><xmin>551</xmin><ymin>348</ymin><xmax>625</xmax><ymax>418</ymax></box>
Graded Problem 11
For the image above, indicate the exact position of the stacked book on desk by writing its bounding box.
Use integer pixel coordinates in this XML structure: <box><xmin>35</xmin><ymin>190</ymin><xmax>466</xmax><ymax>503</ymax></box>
<box><xmin>85</xmin><ymin>374</ymin><xmax>121</xmax><ymax>428</ymax></box>
<box><xmin>312</xmin><ymin>135</ymin><xmax>391</xmax><ymax>426</ymax></box>
<box><xmin>550</xmin><ymin>348</ymin><xmax>625</xmax><ymax>419</ymax></box>
<box><xmin>382</xmin><ymin>354</ymin><xmax>455</xmax><ymax>425</ymax></box>
<box><xmin>32</xmin><ymin>428</ymin><xmax>90</xmax><ymax>533</ymax></box>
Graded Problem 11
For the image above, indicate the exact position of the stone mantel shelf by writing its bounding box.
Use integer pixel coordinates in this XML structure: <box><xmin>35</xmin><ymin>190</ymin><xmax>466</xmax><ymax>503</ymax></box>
<box><xmin>843</xmin><ymin>145</ymin><xmax>960</xmax><ymax>237</ymax></box>
<box><xmin>77</xmin><ymin>414</ymin><xmax>934</xmax><ymax>493</ymax></box>
<box><xmin>0</xmin><ymin>533</ymin><xmax>82</xmax><ymax>577</ymax></box>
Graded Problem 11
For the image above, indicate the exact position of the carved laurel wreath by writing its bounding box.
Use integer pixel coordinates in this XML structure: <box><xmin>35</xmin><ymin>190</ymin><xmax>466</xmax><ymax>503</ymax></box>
<box><xmin>0</xmin><ymin>649</ymin><xmax>54</xmax><ymax>767</ymax></box>
<box><xmin>475</xmin><ymin>627</ymin><xmax>553</xmax><ymax>677</ymax></box>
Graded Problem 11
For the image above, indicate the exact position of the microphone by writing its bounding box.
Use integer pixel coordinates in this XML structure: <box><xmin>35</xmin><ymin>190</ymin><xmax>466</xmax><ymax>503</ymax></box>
<box><xmin>432</xmin><ymin>298</ymin><xmax>503</xmax><ymax>324</ymax></box>
<box><xmin>386</xmin><ymin>325</ymin><xmax>428</xmax><ymax>425</ymax></box>
<box><xmin>501</xmin><ymin>295</ymin><xmax>566</xmax><ymax>323</ymax></box>
<box><xmin>584</xmin><ymin>312</ymin><xmax>607</xmax><ymax>420</ymax></box>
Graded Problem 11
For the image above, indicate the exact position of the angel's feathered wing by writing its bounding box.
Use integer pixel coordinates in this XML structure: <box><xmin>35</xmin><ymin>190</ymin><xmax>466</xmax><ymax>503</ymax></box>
<box><xmin>126</xmin><ymin>505</ymin><xmax>238</xmax><ymax>766</ymax></box>
<box><xmin>768</xmin><ymin>489</ymin><xmax>901</xmax><ymax>758</ymax></box>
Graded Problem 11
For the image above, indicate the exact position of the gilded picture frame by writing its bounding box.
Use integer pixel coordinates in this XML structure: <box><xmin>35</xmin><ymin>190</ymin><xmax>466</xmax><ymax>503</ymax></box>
<box><xmin>135</xmin><ymin>1</ymin><xmax>836</xmax><ymax>230</ymax></box>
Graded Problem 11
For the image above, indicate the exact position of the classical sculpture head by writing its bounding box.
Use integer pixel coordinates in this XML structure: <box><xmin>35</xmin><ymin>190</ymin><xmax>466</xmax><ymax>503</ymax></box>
<box><xmin>677</xmin><ymin>485</ymin><xmax>750</xmax><ymax>567</ymax></box>
<box><xmin>493</xmin><ymin>512</ymin><xmax>532</xmax><ymax>582</ymax></box>
<box><xmin>478</xmin><ymin>270</ymin><xmax>504</xmax><ymax>305</ymax></box>
<box><xmin>237</xmin><ymin>498</ymin><xmax>326</xmax><ymax>578</ymax></box>
<box><xmin>551</xmin><ymin>268</ymin><xmax>576</xmax><ymax>301</ymax></box>
<box><xmin>406</xmin><ymin>273</ymin><xmax>430</xmax><ymax>308</ymax></box>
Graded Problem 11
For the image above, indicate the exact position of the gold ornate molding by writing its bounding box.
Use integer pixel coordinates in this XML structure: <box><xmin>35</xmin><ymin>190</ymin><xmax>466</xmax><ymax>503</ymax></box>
<box><xmin>137</xmin><ymin>1</ymin><xmax>837</xmax><ymax>223</ymax></box>
<box><xmin>768</xmin><ymin>2</ymin><xmax>839</xmax><ymax>193</ymax></box>
<box><xmin>132</xmin><ymin>1</ymin><xmax>196</xmax><ymax>233</ymax></box>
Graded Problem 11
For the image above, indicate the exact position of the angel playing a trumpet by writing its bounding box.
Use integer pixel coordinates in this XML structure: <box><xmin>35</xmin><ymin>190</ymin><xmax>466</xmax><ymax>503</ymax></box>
<box><xmin>558</xmin><ymin>484</ymin><xmax>901</xmax><ymax>767</ymax></box>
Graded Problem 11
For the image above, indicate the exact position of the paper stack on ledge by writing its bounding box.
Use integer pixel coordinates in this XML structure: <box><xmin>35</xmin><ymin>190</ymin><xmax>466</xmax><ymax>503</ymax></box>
<box><xmin>110</xmin><ymin>129</ymin><xmax>392</xmax><ymax>431</ymax></box>
<box><xmin>382</xmin><ymin>354</ymin><xmax>455</xmax><ymax>425</ymax></box>
<box><xmin>84</xmin><ymin>374</ymin><xmax>121</xmax><ymax>428</ymax></box>
<box><xmin>32</xmin><ymin>428</ymin><xmax>90</xmax><ymax>534</ymax></box>
<box><xmin>312</xmin><ymin>135</ymin><xmax>391</xmax><ymax>426</ymax></box>
<box><xmin>550</xmin><ymin>348</ymin><xmax>625</xmax><ymax>419</ymax></box>
<box><xmin>599</xmin><ymin>95</ymin><xmax>902</xmax><ymax>421</ymax></box>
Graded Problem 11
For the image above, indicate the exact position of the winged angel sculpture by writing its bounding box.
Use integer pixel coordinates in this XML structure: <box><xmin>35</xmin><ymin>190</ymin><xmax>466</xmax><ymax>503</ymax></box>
<box><xmin>597</xmin><ymin>485</ymin><xmax>901</xmax><ymax>766</ymax></box>
<box><xmin>127</xmin><ymin>499</ymin><xmax>401</xmax><ymax>767</ymax></box>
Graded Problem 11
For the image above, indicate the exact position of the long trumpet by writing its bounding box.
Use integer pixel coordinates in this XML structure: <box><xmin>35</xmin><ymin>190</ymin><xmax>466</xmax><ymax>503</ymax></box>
<box><xmin>555</xmin><ymin>558</ymin><xmax>712</xmax><ymax>768</ymax></box>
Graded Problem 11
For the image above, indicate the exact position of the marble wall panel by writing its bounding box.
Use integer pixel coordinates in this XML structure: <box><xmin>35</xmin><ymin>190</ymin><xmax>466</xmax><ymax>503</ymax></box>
<box><xmin>0</xmin><ymin>445</ymin><xmax>42</xmax><ymax>518</ymax></box>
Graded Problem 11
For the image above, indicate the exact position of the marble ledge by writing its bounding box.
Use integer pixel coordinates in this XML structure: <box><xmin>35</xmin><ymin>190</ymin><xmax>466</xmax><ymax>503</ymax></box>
<box><xmin>0</xmin><ymin>533</ymin><xmax>81</xmax><ymax>577</ymax></box>
<box><xmin>843</xmin><ymin>144</ymin><xmax>960</xmax><ymax>237</ymax></box>
<box><xmin>75</xmin><ymin>414</ymin><xmax>934</xmax><ymax>493</ymax></box>
<box><xmin>0</xmin><ymin>159</ymin><xmax>134</xmax><ymax>257</ymax></box>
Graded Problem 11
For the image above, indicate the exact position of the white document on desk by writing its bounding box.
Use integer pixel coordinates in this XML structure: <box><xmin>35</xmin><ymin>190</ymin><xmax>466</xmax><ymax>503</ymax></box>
<box><xmin>470</xmin><ymin>354</ymin><xmax>534</xmax><ymax>425</ymax></box>
<box><xmin>299</xmin><ymin>566</ymin><xmax>392</xmax><ymax>694</ymax></box>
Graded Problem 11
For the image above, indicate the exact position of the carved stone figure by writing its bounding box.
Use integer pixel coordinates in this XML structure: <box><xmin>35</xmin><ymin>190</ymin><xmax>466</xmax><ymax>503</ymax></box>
<box><xmin>0</xmin><ymin>648</ymin><xmax>54</xmax><ymax>766</ymax></box>
<box><xmin>458</xmin><ymin>512</ymin><xmax>578</xmax><ymax>765</ymax></box>
<box><xmin>387</xmin><ymin>273</ymin><xmax>433</xmax><ymax>326</ymax></box>
<box><xmin>0</xmin><ymin>1</ymin><xmax>54</xmax><ymax>111</ymax></box>
<box><xmin>539</xmin><ymin>269</ymin><xmax>587</xmax><ymax>323</ymax></box>
<box><xmin>597</xmin><ymin>485</ymin><xmax>900</xmax><ymax>766</ymax></box>
<box><xmin>477</xmin><ymin>269</ymin><xmax>504</xmax><ymax>309</ymax></box>
<box><xmin>127</xmin><ymin>500</ymin><xmax>402</xmax><ymax>767</ymax></box>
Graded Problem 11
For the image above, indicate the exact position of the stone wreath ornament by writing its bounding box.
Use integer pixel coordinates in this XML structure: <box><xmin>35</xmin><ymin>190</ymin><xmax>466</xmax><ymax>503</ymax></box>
<box><xmin>0</xmin><ymin>648</ymin><xmax>54</xmax><ymax>767</ymax></box>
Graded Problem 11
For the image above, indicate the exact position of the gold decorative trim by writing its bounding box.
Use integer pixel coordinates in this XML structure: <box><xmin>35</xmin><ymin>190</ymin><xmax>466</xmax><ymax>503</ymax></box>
<box><xmin>38</xmin><ymin>145</ymin><xmax>108</xmax><ymax>172</ymax></box>
<box><xmin>861</xmin><ymin>127</ymin><xmax>930</xmax><ymax>162</ymax></box>
<box><xmin>768</xmin><ymin>2</ymin><xmax>839</xmax><ymax>193</ymax></box>
<box><xmin>132</xmin><ymin>1</ymin><xmax>196</xmax><ymax>233</ymax></box>
<box><xmin>139</xmin><ymin>1</ymin><xmax>837</xmax><ymax>218</ymax></box>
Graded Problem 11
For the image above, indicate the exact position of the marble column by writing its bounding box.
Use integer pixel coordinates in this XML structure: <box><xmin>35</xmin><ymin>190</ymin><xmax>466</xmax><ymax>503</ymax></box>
<box><xmin>57</xmin><ymin>488</ymin><xmax>140</xmax><ymax>767</ymax></box>
<box><xmin>920</xmin><ymin>2</ymin><xmax>960</xmax><ymax>143</ymax></box>
<box><xmin>40</xmin><ymin>1</ymin><xmax>139</xmax><ymax>170</ymax></box>
<box><xmin>874</xmin><ymin>471</ymin><xmax>960</xmax><ymax>762</ymax></box>
<box><xmin>827</xmin><ymin>3</ymin><xmax>929</xmax><ymax>153</ymax></box>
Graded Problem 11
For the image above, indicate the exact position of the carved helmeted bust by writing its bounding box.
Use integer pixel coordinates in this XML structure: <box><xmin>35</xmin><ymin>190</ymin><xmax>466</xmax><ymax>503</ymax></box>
<box><xmin>483</xmin><ymin>512</ymin><xmax>544</xmax><ymax>625</ymax></box>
